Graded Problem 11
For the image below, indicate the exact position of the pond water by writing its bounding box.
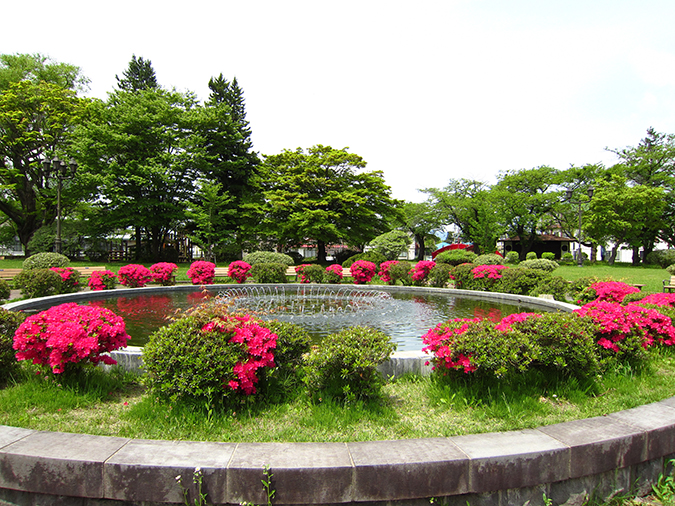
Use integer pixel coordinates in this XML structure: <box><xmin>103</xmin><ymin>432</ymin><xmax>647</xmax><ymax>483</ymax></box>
<box><xmin>84</xmin><ymin>286</ymin><xmax>537</xmax><ymax>351</ymax></box>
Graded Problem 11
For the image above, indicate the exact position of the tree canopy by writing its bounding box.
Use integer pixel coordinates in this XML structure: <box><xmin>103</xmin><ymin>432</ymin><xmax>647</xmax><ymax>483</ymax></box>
<box><xmin>259</xmin><ymin>145</ymin><xmax>400</xmax><ymax>263</ymax></box>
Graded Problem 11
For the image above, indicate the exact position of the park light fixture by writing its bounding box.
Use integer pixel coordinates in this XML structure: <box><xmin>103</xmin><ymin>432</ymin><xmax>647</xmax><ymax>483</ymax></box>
<box><xmin>563</xmin><ymin>187</ymin><xmax>594</xmax><ymax>267</ymax></box>
<box><xmin>43</xmin><ymin>157</ymin><xmax>78</xmax><ymax>255</ymax></box>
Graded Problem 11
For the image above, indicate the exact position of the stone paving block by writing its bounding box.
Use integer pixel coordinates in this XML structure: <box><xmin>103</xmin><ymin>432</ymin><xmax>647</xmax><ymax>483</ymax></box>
<box><xmin>451</xmin><ymin>429</ymin><xmax>569</xmax><ymax>493</ymax></box>
<box><xmin>103</xmin><ymin>438</ymin><xmax>236</xmax><ymax>504</ymax></box>
<box><xmin>538</xmin><ymin>415</ymin><xmax>647</xmax><ymax>478</ymax></box>
<box><xmin>0</xmin><ymin>426</ymin><xmax>33</xmax><ymax>449</ymax></box>
<box><xmin>226</xmin><ymin>442</ymin><xmax>353</xmax><ymax>505</ymax></box>
<box><xmin>348</xmin><ymin>438</ymin><xmax>469</xmax><ymax>501</ymax></box>
<box><xmin>608</xmin><ymin>401</ymin><xmax>675</xmax><ymax>460</ymax></box>
<box><xmin>0</xmin><ymin>431</ymin><xmax>128</xmax><ymax>498</ymax></box>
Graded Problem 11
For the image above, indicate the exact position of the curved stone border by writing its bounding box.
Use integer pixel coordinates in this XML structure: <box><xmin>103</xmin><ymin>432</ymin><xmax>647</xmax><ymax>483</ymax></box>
<box><xmin>2</xmin><ymin>397</ymin><xmax>675</xmax><ymax>505</ymax></box>
<box><xmin>4</xmin><ymin>284</ymin><xmax>578</xmax><ymax>378</ymax></box>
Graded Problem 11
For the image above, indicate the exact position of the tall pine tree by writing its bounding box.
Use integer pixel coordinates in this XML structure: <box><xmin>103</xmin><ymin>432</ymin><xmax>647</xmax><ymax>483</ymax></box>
<box><xmin>198</xmin><ymin>74</ymin><xmax>260</xmax><ymax>257</ymax></box>
<box><xmin>116</xmin><ymin>55</ymin><xmax>158</xmax><ymax>92</ymax></box>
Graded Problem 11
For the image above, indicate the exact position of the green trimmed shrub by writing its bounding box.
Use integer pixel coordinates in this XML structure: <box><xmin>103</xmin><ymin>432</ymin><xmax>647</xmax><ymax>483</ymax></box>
<box><xmin>518</xmin><ymin>258</ymin><xmax>559</xmax><ymax>272</ymax></box>
<box><xmin>249</xmin><ymin>263</ymin><xmax>288</xmax><ymax>284</ymax></box>
<box><xmin>13</xmin><ymin>269</ymin><xmax>64</xmax><ymax>298</ymax></box>
<box><xmin>512</xmin><ymin>313</ymin><xmax>600</xmax><ymax>378</ymax></box>
<box><xmin>428</xmin><ymin>263</ymin><xmax>454</xmax><ymax>288</ymax></box>
<box><xmin>0</xmin><ymin>279</ymin><xmax>10</xmax><ymax>300</ymax></box>
<box><xmin>504</xmin><ymin>251</ymin><xmax>520</xmax><ymax>264</ymax></box>
<box><xmin>667</xmin><ymin>264</ymin><xmax>675</xmax><ymax>275</ymax></box>
<box><xmin>22</xmin><ymin>252</ymin><xmax>70</xmax><ymax>270</ymax></box>
<box><xmin>258</xmin><ymin>320</ymin><xmax>311</xmax><ymax>392</ymax></box>
<box><xmin>529</xmin><ymin>275</ymin><xmax>570</xmax><ymax>301</ymax></box>
<box><xmin>304</xmin><ymin>326</ymin><xmax>396</xmax><ymax>402</ymax></box>
<box><xmin>342</xmin><ymin>251</ymin><xmax>387</xmax><ymax>269</ymax></box>
<box><xmin>474</xmin><ymin>253</ymin><xmax>504</xmax><ymax>265</ymax></box>
<box><xmin>435</xmin><ymin>249</ymin><xmax>477</xmax><ymax>266</ymax></box>
<box><xmin>567</xmin><ymin>276</ymin><xmax>605</xmax><ymax>302</ymax></box>
<box><xmin>243</xmin><ymin>251</ymin><xmax>295</xmax><ymax>267</ymax></box>
<box><xmin>525</xmin><ymin>251</ymin><xmax>538</xmax><ymax>260</ymax></box>
<box><xmin>561</xmin><ymin>252</ymin><xmax>574</xmax><ymax>264</ymax></box>
<box><xmin>646</xmin><ymin>250</ymin><xmax>675</xmax><ymax>268</ymax></box>
<box><xmin>622</xmin><ymin>291</ymin><xmax>649</xmax><ymax>305</ymax></box>
<box><xmin>499</xmin><ymin>267</ymin><xmax>549</xmax><ymax>296</ymax></box>
<box><xmin>387</xmin><ymin>260</ymin><xmax>412</xmax><ymax>286</ymax></box>
<box><xmin>296</xmin><ymin>264</ymin><xmax>325</xmax><ymax>283</ymax></box>
<box><xmin>541</xmin><ymin>252</ymin><xmax>556</xmax><ymax>261</ymax></box>
<box><xmin>0</xmin><ymin>308</ymin><xmax>26</xmax><ymax>385</ymax></box>
<box><xmin>449</xmin><ymin>263</ymin><xmax>479</xmax><ymax>290</ymax></box>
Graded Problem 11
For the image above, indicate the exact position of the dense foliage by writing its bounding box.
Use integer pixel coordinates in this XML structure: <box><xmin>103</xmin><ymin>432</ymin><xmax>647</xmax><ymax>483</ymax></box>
<box><xmin>304</xmin><ymin>326</ymin><xmax>396</xmax><ymax>402</ymax></box>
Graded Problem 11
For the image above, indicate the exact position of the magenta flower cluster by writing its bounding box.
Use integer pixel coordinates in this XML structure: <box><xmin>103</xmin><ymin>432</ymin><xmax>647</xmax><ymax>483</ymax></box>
<box><xmin>410</xmin><ymin>260</ymin><xmax>436</xmax><ymax>283</ymax></box>
<box><xmin>88</xmin><ymin>270</ymin><xmax>117</xmax><ymax>291</ymax></box>
<box><xmin>149</xmin><ymin>262</ymin><xmax>178</xmax><ymax>286</ymax></box>
<box><xmin>350</xmin><ymin>260</ymin><xmax>378</xmax><ymax>284</ymax></box>
<box><xmin>13</xmin><ymin>303</ymin><xmax>130</xmax><ymax>374</ymax></box>
<box><xmin>588</xmin><ymin>281</ymin><xmax>640</xmax><ymax>303</ymax></box>
<box><xmin>421</xmin><ymin>318</ymin><xmax>481</xmax><ymax>374</ymax></box>
<box><xmin>200</xmin><ymin>314</ymin><xmax>277</xmax><ymax>395</ymax></box>
<box><xmin>378</xmin><ymin>260</ymin><xmax>399</xmax><ymax>284</ymax></box>
<box><xmin>227</xmin><ymin>261</ymin><xmax>251</xmax><ymax>284</ymax></box>
<box><xmin>324</xmin><ymin>264</ymin><xmax>343</xmax><ymax>283</ymax></box>
<box><xmin>50</xmin><ymin>267</ymin><xmax>79</xmax><ymax>288</ymax></box>
<box><xmin>295</xmin><ymin>264</ymin><xmax>313</xmax><ymax>283</ymax></box>
<box><xmin>472</xmin><ymin>264</ymin><xmax>508</xmax><ymax>280</ymax></box>
<box><xmin>188</xmin><ymin>261</ymin><xmax>216</xmax><ymax>285</ymax></box>
<box><xmin>117</xmin><ymin>264</ymin><xmax>153</xmax><ymax>288</ymax></box>
<box><xmin>575</xmin><ymin>300</ymin><xmax>675</xmax><ymax>352</ymax></box>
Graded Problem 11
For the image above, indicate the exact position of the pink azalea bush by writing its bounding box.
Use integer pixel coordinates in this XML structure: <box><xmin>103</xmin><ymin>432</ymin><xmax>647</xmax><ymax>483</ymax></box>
<box><xmin>493</xmin><ymin>312</ymin><xmax>541</xmax><ymax>332</ymax></box>
<box><xmin>13</xmin><ymin>303</ymin><xmax>130</xmax><ymax>374</ymax></box>
<box><xmin>409</xmin><ymin>260</ymin><xmax>436</xmax><ymax>285</ymax></box>
<box><xmin>574</xmin><ymin>301</ymin><xmax>675</xmax><ymax>358</ymax></box>
<box><xmin>201</xmin><ymin>314</ymin><xmax>277</xmax><ymax>395</ymax></box>
<box><xmin>188</xmin><ymin>261</ymin><xmax>216</xmax><ymax>285</ymax></box>
<box><xmin>350</xmin><ymin>260</ymin><xmax>378</xmax><ymax>284</ymax></box>
<box><xmin>150</xmin><ymin>262</ymin><xmax>178</xmax><ymax>286</ymax></box>
<box><xmin>324</xmin><ymin>264</ymin><xmax>343</xmax><ymax>284</ymax></box>
<box><xmin>579</xmin><ymin>281</ymin><xmax>640</xmax><ymax>304</ymax></box>
<box><xmin>227</xmin><ymin>261</ymin><xmax>251</xmax><ymax>284</ymax></box>
<box><xmin>378</xmin><ymin>260</ymin><xmax>399</xmax><ymax>284</ymax></box>
<box><xmin>472</xmin><ymin>264</ymin><xmax>508</xmax><ymax>280</ymax></box>
<box><xmin>295</xmin><ymin>264</ymin><xmax>313</xmax><ymax>283</ymax></box>
<box><xmin>422</xmin><ymin>318</ymin><xmax>481</xmax><ymax>374</ymax></box>
<box><xmin>117</xmin><ymin>264</ymin><xmax>153</xmax><ymax>288</ymax></box>
<box><xmin>87</xmin><ymin>270</ymin><xmax>117</xmax><ymax>291</ymax></box>
<box><xmin>638</xmin><ymin>293</ymin><xmax>675</xmax><ymax>307</ymax></box>
<box><xmin>49</xmin><ymin>267</ymin><xmax>80</xmax><ymax>293</ymax></box>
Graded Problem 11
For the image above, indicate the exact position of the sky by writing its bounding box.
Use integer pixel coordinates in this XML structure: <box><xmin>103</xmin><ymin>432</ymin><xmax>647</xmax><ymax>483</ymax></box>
<box><xmin>3</xmin><ymin>0</ymin><xmax>675</xmax><ymax>202</ymax></box>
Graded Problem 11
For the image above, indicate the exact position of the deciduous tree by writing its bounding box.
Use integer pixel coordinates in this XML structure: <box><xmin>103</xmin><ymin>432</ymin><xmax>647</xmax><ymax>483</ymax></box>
<box><xmin>259</xmin><ymin>145</ymin><xmax>399</xmax><ymax>263</ymax></box>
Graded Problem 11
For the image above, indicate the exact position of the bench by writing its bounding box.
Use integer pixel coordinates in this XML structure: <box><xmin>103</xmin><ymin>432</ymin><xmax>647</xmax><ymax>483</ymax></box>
<box><xmin>75</xmin><ymin>266</ymin><xmax>107</xmax><ymax>278</ymax></box>
<box><xmin>286</xmin><ymin>266</ymin><xmax>353</xmax><ymax>279</ymax></box>
<box><xmin>0</xmin><ymin>269</ymin><xmax>23</xmax><ymax>280</ymax></box>
<box><xmin>213</xmin><ymin>267</ymin><xmax>229</xmax><ymax>278</ymax></box>
<box><xmin>664</xmin><ymin>276</ymin><xmax>675</xmax><ymax>293</ymax></box>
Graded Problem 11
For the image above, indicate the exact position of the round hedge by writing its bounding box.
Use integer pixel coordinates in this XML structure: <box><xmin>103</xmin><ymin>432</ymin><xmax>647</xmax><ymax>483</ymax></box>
<box><xmin>22</xmin><ymin>252</ymin><xmax>70</xmax><ymax>270</ymax></box>
<box><xmin>243</xmin><ymin>251</ymin><xmax>295</xmax><ymax>267</ymax></box>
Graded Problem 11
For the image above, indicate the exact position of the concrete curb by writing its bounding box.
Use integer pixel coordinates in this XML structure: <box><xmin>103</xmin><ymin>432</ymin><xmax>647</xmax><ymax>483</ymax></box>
<box><xmin>1</xmin><ymin>398</ymin><xmax>675</xmax><ymax>505</ymax></box>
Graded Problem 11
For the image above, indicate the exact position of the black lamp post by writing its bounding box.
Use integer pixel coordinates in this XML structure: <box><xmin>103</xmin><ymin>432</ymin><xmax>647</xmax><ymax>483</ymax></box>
<box><xmin>564</xmin><ymin>187</ymin><xmax>594</xmax><ymax>267</ymax></box>
<box><xmin>43</xmin><ymin>157</ymin><xmax>78</xmax><ymax>254</ymax></box>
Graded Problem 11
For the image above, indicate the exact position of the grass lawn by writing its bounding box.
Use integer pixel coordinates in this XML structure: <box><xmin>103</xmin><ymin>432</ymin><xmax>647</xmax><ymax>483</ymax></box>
<box><xmin>555</xmin><ymin>262</ymin><xmax>670</xmax><ymax>294</ymax></box>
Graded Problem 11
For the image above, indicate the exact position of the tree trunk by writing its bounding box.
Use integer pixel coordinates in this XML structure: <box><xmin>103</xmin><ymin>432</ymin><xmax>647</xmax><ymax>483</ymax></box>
<box><xmin>632</xmin><ymin>246</ymin><xmax>641</xmax><ymax>266</ymax></box>
<box><xmin>317</xmin><ymin>240</ymin><xmax>327</xmax><ymax>264</ymax></box>
<box><xmin>416</xmin><ymin>233</ymin><xmax>425</xmax><ymax>261</ymax></box>
<box><xmin>608</xmin><ymin>244</ymin><xmax>619</xmax><ymax>266</ymax></box>
<box><xmin>590</xmin><ymin>243</ymin><xmax>598</xmax><ymax>263</ymax></box>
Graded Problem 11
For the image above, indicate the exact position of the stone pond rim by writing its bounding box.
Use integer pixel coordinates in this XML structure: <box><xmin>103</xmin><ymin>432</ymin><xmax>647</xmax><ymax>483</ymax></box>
<box><xmin>5</xmin><ymin>285</ymin><xmax>669</xmax><ymax>505</ymax></box>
